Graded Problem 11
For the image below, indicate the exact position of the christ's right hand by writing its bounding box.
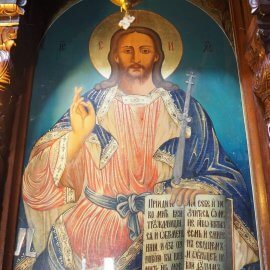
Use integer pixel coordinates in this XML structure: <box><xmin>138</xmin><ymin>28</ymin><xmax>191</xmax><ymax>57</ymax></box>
<box><xmin>67</xmin><ymin>87</ymin><xmax>95</xmax><ymax>162</ymax></box>
<box><xmin>70</xmin><ymin>87</ymin><xmax>95</xmax><ymax>139</ymax></box>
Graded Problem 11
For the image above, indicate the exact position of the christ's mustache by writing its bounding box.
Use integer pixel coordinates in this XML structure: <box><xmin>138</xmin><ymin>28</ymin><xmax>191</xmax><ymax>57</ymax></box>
<box><xmin>128</xmin><ymin>64</ymin><xmax>145</xmax><ymax>69</ymax></box>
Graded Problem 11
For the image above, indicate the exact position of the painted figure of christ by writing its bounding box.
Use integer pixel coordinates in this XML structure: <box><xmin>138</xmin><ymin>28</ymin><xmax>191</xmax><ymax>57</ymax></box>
<box><xmin>23</xmin><ymin>27</ymin><xmax>258</xmax><ymax>269</ymax></box>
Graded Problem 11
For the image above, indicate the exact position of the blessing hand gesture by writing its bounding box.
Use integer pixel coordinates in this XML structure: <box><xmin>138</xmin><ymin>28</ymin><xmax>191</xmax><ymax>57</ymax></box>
<box><xmin>70</xmin><ymin>87</ymin><xmax>95</xmax><ymax>140</ymax></box>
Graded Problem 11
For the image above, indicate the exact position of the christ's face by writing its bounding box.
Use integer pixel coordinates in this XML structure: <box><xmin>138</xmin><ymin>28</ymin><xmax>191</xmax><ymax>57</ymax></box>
<box><xmin>114</xmin><ymin>32</ymin><xmax>159</xmax><ymax>80</ymax></box>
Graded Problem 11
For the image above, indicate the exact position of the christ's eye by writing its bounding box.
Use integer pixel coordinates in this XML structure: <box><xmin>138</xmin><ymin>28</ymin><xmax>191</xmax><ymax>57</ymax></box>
<box><xmin>123</xmin><ymin>48</ymin><xmax>133</xmax><ymax>54</ymax></box>
<box><xmin>141</xmin><ymin>48</ymin><xmax>150</xmax><ymax>54</ymax></box>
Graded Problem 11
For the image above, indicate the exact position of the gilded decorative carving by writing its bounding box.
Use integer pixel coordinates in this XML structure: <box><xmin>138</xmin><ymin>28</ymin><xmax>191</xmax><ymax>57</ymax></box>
<box><xmin>0</xmin><ymin>3</ymin><xmax>24</xmax><ymax>92</ymax></box>
<box><xmin>247</xmin><ymin>1</ymin><xmax>270</xmax><ymax>143</ymax></box>
<box><xmin>0</xmin><ymin>51</ymin><xmax>11</xmax><ymax>91</ymax></box>
<box><xmin>0</xmin><ymin>26</ymin><xmax>18</xmax><ymax>90</ymax></box>
<box><xmin>253</xmin><ymin>57</ymin><xmax>270</xmax><ymax>121</ymax></box>
<box><xmin>0</xmin><ymin>26</ymin><xmax>17</xmax><ymax>52</ymax></box>
<box><xmin>0</xmin><ymin>1</ymin><xmax>26</xmax><ymax>207</ymax></box>
<box><xmin>245</xmin><ymin>23</ymin><xmax>270</xmax><ymax>148</ymax></box>
<box><xmin>249</xmin><ymin>0</ymin><xmax>270</xmax><ymax>54</ymax></box>
<box><xmin>187</xmin><ymin>0</ymin><xmax>233</xmax><ymax>47</ymax></box>
<box><xmin>251</xmin><ymin>47</ymin><xmax>270</xmax><ymax>143</ymax></box>
<box><xmin>0</xmin><ymin>25</ymin><xmax>17</xmax><ymax>91</ymax></box>
<box><xmin>245</xmin><ymin>31</ymin><xmax>265</xmax><ymax>74</ymax></box>
<box><xmin>0</xmin><ymin>4</ymin><xmax>24</xmax><ymax>18</ymax></box>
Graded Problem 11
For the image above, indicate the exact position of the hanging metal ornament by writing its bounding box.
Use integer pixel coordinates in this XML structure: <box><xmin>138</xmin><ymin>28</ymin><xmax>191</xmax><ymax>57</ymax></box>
<box><xmin>111</xmin><ymin>0</ymin><xmax>141</xmax><ymax>13</ymax></box>
<box><xmin>110</xmin><ymin>0</ymin><xmax>142</xmax><ymax>29</ymax></box>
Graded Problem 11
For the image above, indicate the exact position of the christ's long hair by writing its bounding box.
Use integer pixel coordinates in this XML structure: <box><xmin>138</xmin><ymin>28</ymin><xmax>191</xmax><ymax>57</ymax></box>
<box><xmin>94</xmin><ymin>27</ymin><xmax>178</xmax><ymax>91</ymax></box>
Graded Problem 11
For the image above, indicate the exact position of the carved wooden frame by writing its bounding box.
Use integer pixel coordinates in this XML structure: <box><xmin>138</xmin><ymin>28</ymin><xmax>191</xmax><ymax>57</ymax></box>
<box><xmin>0</xmin><ymin>1</ymin><xmax>269</xmax><ymax>269</ymax></box>
<box><xmin>0</xmin><ymin>2</ymin><xmax>27</xmax><ymax>269</ymax></box>
<box><xmin>230</xmin><ymin>0</ymin><xmax>270</xmax><ymax>269</ymax></box>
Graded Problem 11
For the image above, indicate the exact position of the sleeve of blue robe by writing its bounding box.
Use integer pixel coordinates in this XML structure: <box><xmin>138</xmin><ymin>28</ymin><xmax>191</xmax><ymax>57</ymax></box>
<box><xmin>171</xmin><ymin>89</ymin><xmax>254</xmax><ymax>236</ymax></box>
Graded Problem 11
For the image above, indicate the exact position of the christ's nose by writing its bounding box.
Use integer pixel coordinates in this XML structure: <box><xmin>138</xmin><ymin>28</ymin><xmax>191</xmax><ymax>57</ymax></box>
<box><xmin>132</xmin><ymin>50</ymin><xmax>141</xmax><ymax>63</ymax></box>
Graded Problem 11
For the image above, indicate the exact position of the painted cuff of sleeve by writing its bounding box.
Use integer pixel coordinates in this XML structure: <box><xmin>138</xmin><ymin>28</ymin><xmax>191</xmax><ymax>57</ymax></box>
<box><xmin>64</xmin><ymin>187</ymin><xmax>76</xmax><ymax>204</ymax></box>
<box><xmin>85</xmin><ymin>133</ymin><xmax>118</xmax><ymax>169</ymax></box>
<box><xmin>100</xmin><ymin>138</ymin><xmax>118</xmax><ymax>169</ymax></box>
<box><xmin>52</xmin><ymin>133</ymin><xmax>69</xmax><ymax>186</ymax></box>
<box><xmin>173</xmin><ymin>178</ymin><xmax>221</xmax><ymax>195</ymax></box>
<box><xmin>234</xmin><ymin>214</ymin><xmax>259</xmax><ymax>256</ymax></box>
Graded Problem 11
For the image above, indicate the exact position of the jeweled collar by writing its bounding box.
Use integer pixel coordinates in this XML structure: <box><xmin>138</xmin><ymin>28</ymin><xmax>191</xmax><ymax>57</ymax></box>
<box><xmin>115</xmin><ymin>87</ymin><xmax>161</xmax><ymax>105</ymax></box>
<box><xmin>97</xmin><ymin>85</ymin><xmax>182</xmax><ymax>126</ymax></box>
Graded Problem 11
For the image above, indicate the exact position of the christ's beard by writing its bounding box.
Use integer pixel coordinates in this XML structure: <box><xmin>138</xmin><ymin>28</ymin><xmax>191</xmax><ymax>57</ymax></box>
<box><xmin>120</xmin><ymin>65</ymin><xmax>152</xmax><ymax>82</ymax></box>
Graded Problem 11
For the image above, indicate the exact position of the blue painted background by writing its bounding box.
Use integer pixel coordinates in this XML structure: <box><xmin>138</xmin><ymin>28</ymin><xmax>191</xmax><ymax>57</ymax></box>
<box><xmin>25</xmin><ymin>0</ymin><xmax>252</xmax><ymax>200</ymax></box>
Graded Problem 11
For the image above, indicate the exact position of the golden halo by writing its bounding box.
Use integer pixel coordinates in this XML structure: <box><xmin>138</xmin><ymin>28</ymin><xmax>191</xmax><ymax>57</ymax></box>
<box><xmin>89</xmin><ymin>10</ymin><xmax>183</xmax><ymax>79</ymax></box>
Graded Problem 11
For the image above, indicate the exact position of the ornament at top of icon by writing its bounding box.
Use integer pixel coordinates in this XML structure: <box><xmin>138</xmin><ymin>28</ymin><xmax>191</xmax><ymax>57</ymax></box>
<box><xmin>111</xmin><ymin>0</ymin><xmax>141</xmax><ymax>29</ymax></box>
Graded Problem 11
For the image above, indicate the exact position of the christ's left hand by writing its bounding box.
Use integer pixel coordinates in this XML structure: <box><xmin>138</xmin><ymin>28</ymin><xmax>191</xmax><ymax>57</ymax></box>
<box><xmin>165</xmin><ymin>187</ymin><xmax>210</xmax><ymax>206</ymax></box>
